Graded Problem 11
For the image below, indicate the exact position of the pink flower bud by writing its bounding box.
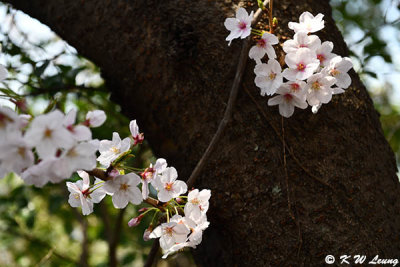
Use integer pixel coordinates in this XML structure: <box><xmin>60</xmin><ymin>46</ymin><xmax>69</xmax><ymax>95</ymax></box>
<box><xmin>128</xmin><ymin>214</ymin><xmax>143</xmax><ymax>227</ymax></box>
<box><xmin>138</xmin><ymin>207</ymin><xmax>148</xmax><ymax>213</ymax></box>
<box><xmin>143</xmin><ymin>228</ymin><xmax>152</xmax><ymax>241</ymax></box>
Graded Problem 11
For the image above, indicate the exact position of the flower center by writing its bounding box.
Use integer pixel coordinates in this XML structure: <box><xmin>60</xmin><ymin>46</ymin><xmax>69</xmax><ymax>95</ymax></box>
<box><xmin>299</xmin><ymin>44</ymin><xmax>307</xmax><ymax>48</ymax></box>
<box><xmin>67</xmin><ymin>148</ymin><xmax>78</xmax><ymax>157</ymax></box>
<box><xmin>290</xmin><ymin>83</ymin><xmax>300</xmax><ymax>92</ymax></box>
<box><xmin>17</xmin><ymin>147</ymin><xmax>26</xmax><ymax>158</ymax></box>
<box><xmin>311</xmin><ymin>81</ymin><xmax>321</xmax><ymax>90</ymax></box>
<box><xmin>317</xmin><ymin>54</ymin><xmax>325</xmax><ymax>63</ymax></box>
<box><xmin>257</xmin><ymin>38</ymin><xmax>266</xmax><ymax>48</ymax></box>
<box><xmin>111</xmin><ymin>146</ymin><xmax>120</xmax><ymax>154</ymax></box>
<box><xmin>268</xmin><ymin>73</ymin><xmax>276</xmax><ymax>80</ymax></box>
<box><xmin>238</xmin><ymin>21</ymin><xmax>247</xmax><ymax>30</ymax></box>
<box><xmin>165</xmin><ymin>183</ymin><xmax>173</xmax><ymax>191</ymax></box>
<box><xmin>297</xmin><ymin>63</ymin><xmax>306</xmax><ymax>71</ymax></box>
<box><xmin>191</xmin><ymin>198</ymin><xmax>200</xmax><ymax>205</ymax></box>
<box><xmin>330</xmin><ymin>69</ymin><xmax>340</xmax><ymax>76</ymax></box>
<box><xmin>120</xmin><ymin>183</ymin><xmax>130</xmax><ymax>191</ymax></box>
<box><xmin>165</xmin><ymin>227</ymin><xmax>174</xmax><ymax>237</ymax></box>
<box><xmin>284</xmin><ymin>94</ymin><xmax>293</xmax><ymax>102</ymax></box>
<box><xmin>44</xmin><ymin>128</ymin><xmax>52</xmax><ymax>138</ymax></box>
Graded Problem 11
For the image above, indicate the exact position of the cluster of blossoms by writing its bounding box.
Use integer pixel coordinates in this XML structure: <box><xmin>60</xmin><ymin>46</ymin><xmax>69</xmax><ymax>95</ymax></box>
<box><xmin>0</xmin><ymin>105</ymin><xmax>106</xmax><ymax>186</ymax></box>
<box><xmin>0</xmin><ymin>88</ymin><xmax>210</xmax><ymax>258</ymax></box>
<box><xmin>225</xmin><ymin>8</ymin><xmax>353</xmax><ymax>117</ymax></box>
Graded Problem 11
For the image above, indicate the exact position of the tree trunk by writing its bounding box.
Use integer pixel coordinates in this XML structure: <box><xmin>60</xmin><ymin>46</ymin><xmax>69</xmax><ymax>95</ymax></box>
<box><xmin>5</xmin><ymin>0</ymin><xmax>400</xmax><ymax>266</ymax></box>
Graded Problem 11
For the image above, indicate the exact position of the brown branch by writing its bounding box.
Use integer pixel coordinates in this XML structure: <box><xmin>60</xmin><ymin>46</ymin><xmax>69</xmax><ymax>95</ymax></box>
<box><xmin>144</xmin><ymin>239</ymin><xmax>160</xmax><ymax>267</ymax></box>
<box><xmin>109</xmin><ymin>208</ymin><xmax>126</xmax><ymax>267</ymax></box>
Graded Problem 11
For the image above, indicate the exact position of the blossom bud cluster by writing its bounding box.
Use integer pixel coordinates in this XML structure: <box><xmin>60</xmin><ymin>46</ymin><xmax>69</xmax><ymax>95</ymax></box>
<box><xmin>224</xmin><ymin>9</ymin><xmax>353</xmax><ymax>117</ymax></box>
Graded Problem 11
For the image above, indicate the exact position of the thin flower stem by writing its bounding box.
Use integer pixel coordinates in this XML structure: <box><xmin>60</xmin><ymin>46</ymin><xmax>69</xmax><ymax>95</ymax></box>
<box><xmin>269</xmin><ymin>0</ymin><xmax>274</xmax><ymax>33</ymax></box>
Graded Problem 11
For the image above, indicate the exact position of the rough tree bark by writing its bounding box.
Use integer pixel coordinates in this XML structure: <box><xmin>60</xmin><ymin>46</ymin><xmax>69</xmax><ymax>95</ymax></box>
<box><xmin>5</xmin><ymin>0</ymin><xmax>400</xmax><ymax>266</ymax></box>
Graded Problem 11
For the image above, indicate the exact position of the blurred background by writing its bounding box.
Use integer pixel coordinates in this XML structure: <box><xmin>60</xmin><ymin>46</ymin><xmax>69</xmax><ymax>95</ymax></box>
<box><xmin>0</xmin><ymin>0</ymin><xmax>399</xmax><ymax>266</ymax></box>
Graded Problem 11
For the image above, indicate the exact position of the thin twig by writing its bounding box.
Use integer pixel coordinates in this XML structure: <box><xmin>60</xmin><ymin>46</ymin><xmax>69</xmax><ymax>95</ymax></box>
<box><xmin>269</xmin><ymin>0</ymin><xmax>274</xmax><ymax>33</ymax></box>
<box><xmin>186</xmin><ymin>0</ymin><xmax>270</xmax><ymax>189</ymax></box>
<box><xmin>282</xmin><ymin>117</ymin><xmax>294</xmax><ymax>220</ymax></box>
<box><xmin>243</xmin><ymin>85</ymin><xmax>334</xmax><ymax>190</ymax></box>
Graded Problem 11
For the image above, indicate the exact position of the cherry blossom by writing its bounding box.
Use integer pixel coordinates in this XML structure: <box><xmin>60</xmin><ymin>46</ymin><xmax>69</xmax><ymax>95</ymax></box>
<box><xmin>282</xmin><ymin>48</ymin><xmax>320</xmax><ymax>81</ymax></box>
<box><xmin>85</xmin><ymin>110</ymin><xmax>106</xmax><ymax>127</ymax></box>
<box><xmin>184</xmin><ymin>189</ymin><xmax>211</xmax><ymax>222</ymax></box>
<box><xmin>224</xmin><ymin>7</ymin><xmax>254</xmax><ymax>46</ymax></box>
<box><xmin>282</xmin><ymin>32</ymin><xmax>321</xmax><ymax>54</ymax></box>
<box><xmin>0</xmin><ymin>134</ymin><xmax>34</xmax><ymax>175</ymax></box>
<box><xmin>0</xmin><ymin>106</ymin><xmax>21</xmax><ymax>139</ymax></box>
<box><xmin>268</xmin><ymin>85</ymin><xmax>308</xmax><ymax>118</ymax></box>
<box><xmin>64</xmin><ymin>109</ymin><xmax>91</xmax><ymax>141</ymax></box>
<box><xmin>325</xmin><ymin>56</ymin><xmax>353</xmax><ymax>89</ymax></box>
<box><xmin>103</xmin><ymin>173</ymin><xmax>143</xmax><ymax>209</ymax></box>
<box><xmin>315</xmin><ymin>41</ymin><xmax>337</xmax><ymax>68</ymax></box>
<box><xmin>66</xmin><ymin>172</ymin><xmax>106</xmax><ymax>215</ymax></box>
<box><xmin>249</xmin><ymin>32</ymin><xmax>279</xmax><ymax>61</ymax></box>
<box><xmin>129</xmin><ymin>120</ymin><xmax>144</xmax><ymax>145</ymax></box>
<box><xmin>0</xmin><ymin>64</ymin><xmax>8</xmax><ymax>81</ymax></box>
<box><xmin>21</xmin><ymin>158</ymin><xmax>59</xmax><ymax>187</ymax></box>
<box><xmin>306</xmin><ymin>73</ymin><xmax>336</xmax><ymax>106</ymax></box>
<box><xmin>153</xmin><ymin>167</ymin><xmax>187</xmax><ymax>202</ymax></box>
<box><xmin>288</xmin><ymin>12</ymin><xmax>325</xmax><ymax>33</ymax></box>
<box><xmin>149</xmin><ymin>214</ymin><xmax>191</xmax><ymax>251</ymax></box>
<box><xmin>254</xmin><ymin>59</ymin><xmax>283</xmax><ymax>96</ymax></box>
<box><xmin>24</xmin><ymin>110</ymin><xmax>75</xmax><ymax>159</ymax></box>
<box><xmin>141</xmin><ymin>158</ymin><xmax>167</xmax><ymax>199</ymax></box>
<box><xmin>54</xmin><ymin>141</ymin><xmax>98</xmax><ymax>179</ymax></box>
<box><xmin>97</xmin><ymin>132</ymin><xmax>131</xmax><ymax>167</ymax></box>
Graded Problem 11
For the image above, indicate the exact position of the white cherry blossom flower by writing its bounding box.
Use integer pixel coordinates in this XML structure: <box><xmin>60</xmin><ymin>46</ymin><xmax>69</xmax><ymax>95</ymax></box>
<box><xmin>254</xmin><ymin>59</ymin><xmax>283</xmax><ymax>96</ymax></box>
<box><xmin>24</xmin><ymin>110</ymin><xmax>75</xmax><ymax>159</ymax></box>
<box><xmin>149</xmin><ymin>214</ymin><xmax>191</xmax><ymax>251</ymax></box>
<box><xmin>97</xmin><ymin>132</ymin><xmax>131</xmax><ymax>167</ymax></box>
<box><xmin>306</xmin><ymin>73</ymin><xmax>336</xmax><ymax>106</ymax></box>
<box><xmin>103</xmin><ymin>173</ymin><xmax>143</xmax><ymax>209</ymax></box>
<box><xmin>21</xmin><ymin>158</ymin><xmax>59</xmax><ymax>187</ymax></box>
<box><xmin>268</xmin><ymin>85</ymin><xmax>308</xmax><ymax>118</ymax></box>
<box><xmin>184</xmin><ymin>189</ymin><xmax>211</xmax><ymax>222</ymax></box>
<box><xmin>288</xmin><ymin>12</ymin><xmax>324</xmax><ymax>33</ymax></box>
<box><xmin>224</xmin><ymin>7</ymin><xmax>254</xmax><ymax>46</ymax></box>
<box><xmin>249</xmin><ymin>32</ymin><xmax>279</xmax><ymax>61</ymax></box>
<box><xmin>315</xmin><ymin>41</ymin><xmax>337</xmax><ymax>68</ymax></box>
<box><xmin>141</xmin><ymin>158</ymin><xmax>167</xmax><ymax>199</ymax></box>
<box><xmin>66</xmin><ymin>172</ymin><xmax>106</xmax><ymax>215</ymax></box>
<box><xmin>0</xmin><ymin>134</ymin><xmax>34</xmax><ymax>175</ymax></box>
<box><xmin>64</xmin><ymin>109</ymin><xmax>91</xmax><ymax>141</ymax></box>
<box><xmin>85</xmin><ymin>110</ymin><xmax>106</xmax><ymax>127</ymax></box>
<box><xmin>0</xmin><ymin>64</ymin><xmax>8</xmax><ymax>81</ymax></box>
<box><xmin>54</xmin><ymin>141</ymin><xmax>98</xmax><ymax>179</ymax></box>
<box><xmin>129</xmin><ymin>120</ymin><xmax>144</xmax><ymax>145</ymax></box>
<box><xmin>282</xmin><ymin>48</ymin><xmax>320</xmax><ymax>81</ymax></box>
<box><xmin>282</xmin><ymin>32</ymin><xmax>321</xmax><ymax>54</ymax></box>
<box><xmin>153</xmin><ymin>167</ymin><xmax>187</xmax><ymax>202</ymax></box>
<box><xmin>0</xmin><ymin>106</ymin><xmax>21</xmax><ymax>139</ymax></box>
<box><xmin>325</xmin><ymin>56</ymin><xmax>353</xmax><ymax>89</ymax></box>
